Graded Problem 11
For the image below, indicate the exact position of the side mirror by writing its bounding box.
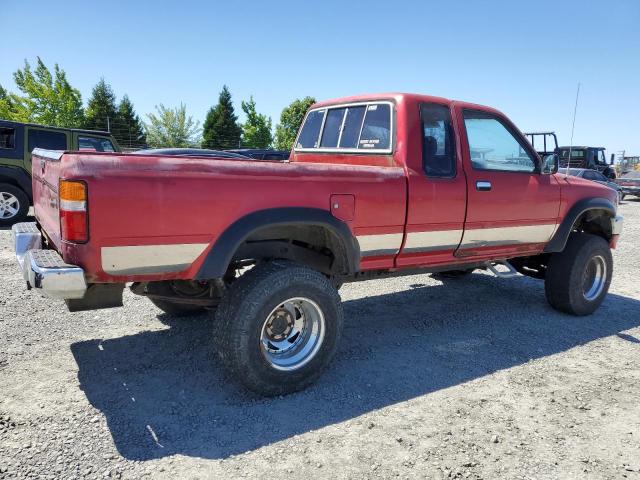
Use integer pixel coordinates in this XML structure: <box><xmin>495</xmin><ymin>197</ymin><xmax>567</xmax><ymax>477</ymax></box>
<box><xmin>542</xmin><ymin>154</ymin><xmax>559</xmax><ymax>174</ymax></box>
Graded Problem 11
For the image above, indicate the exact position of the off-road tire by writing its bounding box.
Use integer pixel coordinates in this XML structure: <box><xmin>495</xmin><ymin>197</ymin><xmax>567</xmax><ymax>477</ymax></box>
<box><xmin>0</xmin><ymin>183</ymin><xmax>29</xmax><ymax>226</ymax></box>
<box><xmin>214</xmin><ymin>260</ymin><xmax>343</xmax><ymax>396</ymax></box>
<box><xmin>545</xmin><ymin>233</ymin><xmax>612</xmax><ymax>316</ymax></box>
<box><xmin>149</xmin><ymin>298</ymin><xmax>206</xmax><ymax>316</ymax></box>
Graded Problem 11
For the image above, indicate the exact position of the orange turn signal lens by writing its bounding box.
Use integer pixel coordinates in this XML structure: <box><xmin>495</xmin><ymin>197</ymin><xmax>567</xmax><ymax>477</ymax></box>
<box><xmin>59</xmin><ymin>180</ymin><xmax>86</xmax><ymax>202</ymax></box>
<box><xmin>59</xmin><ymin>180</ymin><xmax>88</xmax><ymax>243</ymax></box>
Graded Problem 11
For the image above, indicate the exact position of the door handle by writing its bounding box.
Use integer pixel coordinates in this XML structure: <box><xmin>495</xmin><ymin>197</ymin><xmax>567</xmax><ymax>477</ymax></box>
<box><xmin>476</xmin><ymin>181</ymin><xmax>492</xmax><ymax>191</ymax></box>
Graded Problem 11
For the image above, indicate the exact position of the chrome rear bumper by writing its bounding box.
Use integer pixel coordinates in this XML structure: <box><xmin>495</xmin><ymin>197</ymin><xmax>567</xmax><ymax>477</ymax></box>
<box><xmin>12</xmin><ymin>222</ymin><xmax>87</xmax><ymax>300</ymax></box>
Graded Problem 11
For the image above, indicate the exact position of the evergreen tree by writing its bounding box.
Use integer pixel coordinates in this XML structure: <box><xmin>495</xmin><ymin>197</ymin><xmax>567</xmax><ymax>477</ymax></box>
<box><xmin>202</xmin><ymin>85</ymin><xmax>242</xmax><ymax>149</ymax></box>
<box><xmin>241</xmin><ymin>96</ymin><xmax>272</xmax><ymax>148</ymax></box>
<box><xmin>115</xmin><ymin>95</ymin><xmax>146</xmax><ymax>148</ymax></box>
<box><xmin>84</xmin><ymin>78</ymin><xmax>117</xmax><ymax>132</ymax></box>
<box><xmin>12</xmin><ymin>57</ymin><xmax>84</xmax><ymax>127</ymax></box>
<box><xmin>274</xmin><ymin>96</ymin><xmax>316</xmax><ymax>150</ymax></box>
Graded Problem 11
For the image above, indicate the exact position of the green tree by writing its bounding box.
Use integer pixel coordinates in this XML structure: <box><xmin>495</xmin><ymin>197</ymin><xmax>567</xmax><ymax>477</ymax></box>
<box><xmin>12</xmin><ymin>57</ymin><xmax>84</xmax><ymax>127</ymax></box>
<box><xmin>114</xmin><ymin>95</ymin><xmax>146</xmax><ymax>148</ymax></box>
<box><xmin>202</xmin><ymin>85</ymin><xmax>242</xmax><ymax>149</ymax></box>
<box><xmin>0</xmin><ymin>84</ymin><xmax>27</xmax><ymax>121</ymax></box>
<box><xmin>241</xmin><ymin>96</ymin><xmax>272</xmax><ymax>148</ymax></box>
<box><xmin>274</xmin><ymin>96</ymin><xmax>316</xmax><ymax>150</ymax></box>
<box><xmin>0</xmin><ymin>84</ymin><xmax>11</xmax><ymax>120</ymax></box>
<box><xmin>84</xmin><ymin>78</ymin><xmax>117</xmax><ymax>132</ymax></box>
<box><xmin>144</xmin><ymin>104</ymin><xmax>201</xmax><ymax>148</ymax></box>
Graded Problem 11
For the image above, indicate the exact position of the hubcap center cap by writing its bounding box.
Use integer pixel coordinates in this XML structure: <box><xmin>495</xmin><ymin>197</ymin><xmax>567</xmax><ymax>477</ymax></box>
<box><xmin>266</xmin><ymin>309</ymin><xmax>294</xmax><ymax>340</ymax></box>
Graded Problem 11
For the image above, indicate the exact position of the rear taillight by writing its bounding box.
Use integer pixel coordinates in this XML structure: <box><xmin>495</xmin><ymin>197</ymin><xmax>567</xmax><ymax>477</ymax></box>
<box><xmin>59</xmin><ymin>180</ymin><xmax>88</xmax><ymax>243</ymax></box>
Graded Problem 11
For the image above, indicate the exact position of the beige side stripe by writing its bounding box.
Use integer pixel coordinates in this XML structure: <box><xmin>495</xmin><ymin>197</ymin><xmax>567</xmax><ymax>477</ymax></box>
<box><xmin>357</xmin><ymin>223</ymin><xmax>557</xmax><ymax>257</ymax></box>
<box><xmin>356</xmin><ymin>233</ymin><xmax>403</xmax><ymax>256</ymax></box>
<box><xmin>102</xmin><ymin>244</ymin><xmax>209</xmax><ymax>275</ymax></box>
<box><xmin>459</xmin><ymin>224</ymin><xmax>557</xmax><ymax>249</ymax></box>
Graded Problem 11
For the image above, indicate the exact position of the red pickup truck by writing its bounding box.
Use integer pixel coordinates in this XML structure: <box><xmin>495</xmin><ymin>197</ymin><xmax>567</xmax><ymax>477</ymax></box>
<box><xmin>13</xmin><ymin>93</ymin><xmax>623</xmax><ymax>396</ymax></box>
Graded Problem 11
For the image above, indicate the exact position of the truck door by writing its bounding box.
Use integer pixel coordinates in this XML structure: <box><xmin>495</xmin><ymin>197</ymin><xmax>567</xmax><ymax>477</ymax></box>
<box><xmin>455</xmin><ymin>107</ymin><xmax>560</xmax><ymax>259</ymax></box>
<box><xmin>396</xmin><ymin>102</ymin><xmax>467</xmax><ymax>267</ymax></box>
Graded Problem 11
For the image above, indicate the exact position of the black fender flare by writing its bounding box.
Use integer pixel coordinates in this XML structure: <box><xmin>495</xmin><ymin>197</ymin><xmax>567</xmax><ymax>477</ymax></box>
<box><xmin>195</xmin><ymin>207</ymin><xmax>360</xmax><ymax>279</ymax></box>
<box><xmin>544</xmin><ymin>197</ymin><xmax>616</xmax><ymax>253</ymax></box>
<box><xmin>0</xmin><ymin>166</ymin><xmax>32</xmax><ymax>202</ymax></box>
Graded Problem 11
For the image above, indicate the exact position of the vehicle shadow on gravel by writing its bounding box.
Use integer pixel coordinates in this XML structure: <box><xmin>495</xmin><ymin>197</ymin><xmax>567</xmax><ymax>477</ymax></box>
<box><xmin>71</xmin><ymin>274</ymin><xmax>640</xmax><ymax>461</ymax></box>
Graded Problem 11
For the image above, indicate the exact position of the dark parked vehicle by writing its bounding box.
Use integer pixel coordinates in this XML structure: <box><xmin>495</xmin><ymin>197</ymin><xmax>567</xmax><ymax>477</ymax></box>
<box><xmin>615</xmin><ymin>170</ymin><xmax>640</xmax><ymax>199</ymax></box>
<box><xmin>0</xmin><ymin>120</ymin><xmax>120</xmax><ymax>225</ymax></box>
<box><xmin>566</xmin><ymin>168</ymin><xmax>623</xmax><ymax>203</ymax></box>
<box><xmin>132</xmin><ymin>148</ymin><xmax>249</xmax><ymax>159</ymax></box>
<box><xmin>556</xmin><ymin>146</ymin><xmax>616</xmax><ymax>179</ymax></box>
<box><xmin>226</xmin><ymin>149</ymin><xmax>290</xmax><ymax>161</ymax></box>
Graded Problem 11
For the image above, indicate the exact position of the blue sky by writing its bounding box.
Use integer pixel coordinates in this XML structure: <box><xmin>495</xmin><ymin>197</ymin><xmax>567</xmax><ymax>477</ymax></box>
<box><xmin>1</xmin><ymin>0</ymin><xmax>639</xmax><ymax>155</ymax></box>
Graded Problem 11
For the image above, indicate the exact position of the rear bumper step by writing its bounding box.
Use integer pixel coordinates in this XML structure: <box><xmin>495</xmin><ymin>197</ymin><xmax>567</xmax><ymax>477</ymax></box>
<box><xmin>12</xmin><ymin>222</ymin><xmax>87</xmax><ymax>300</ymax></box>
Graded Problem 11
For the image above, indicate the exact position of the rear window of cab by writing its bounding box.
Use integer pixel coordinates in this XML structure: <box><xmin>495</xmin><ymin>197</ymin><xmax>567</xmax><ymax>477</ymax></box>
<box><xmin>295</xmin><ymin>102</ymin><xmax>393</xmax><ymax>153</ymax></box>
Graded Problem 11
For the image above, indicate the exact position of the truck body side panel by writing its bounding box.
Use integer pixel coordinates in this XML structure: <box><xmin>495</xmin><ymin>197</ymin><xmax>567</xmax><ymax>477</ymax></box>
<box><xmin>42</xmin><ymin>153</ymin><xmax>406</xmax><ymax>283</ymax></box>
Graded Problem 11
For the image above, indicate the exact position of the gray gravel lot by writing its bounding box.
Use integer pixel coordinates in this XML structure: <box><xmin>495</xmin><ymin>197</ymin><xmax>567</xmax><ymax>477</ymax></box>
<box><xmin>1</xmin><ymin>202</ymin><xmax>639</xmax><ymax>479</ymax></box>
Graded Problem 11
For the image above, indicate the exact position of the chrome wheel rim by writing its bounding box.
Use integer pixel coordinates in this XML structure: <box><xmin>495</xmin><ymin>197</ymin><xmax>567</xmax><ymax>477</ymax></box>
<box><xmin>0</xmin><ymin>192</ymin><xmax>19</xmax><ymax>219</ymax></box>
<box><xmin>583</xmin><ymin>255</ymin><xmax>606</xmax><ymax>301</ymax></box>
<box><xmin>260</xmin><ymin>297</ymin><xmax>325</xmax><ymax>371</ymax></box>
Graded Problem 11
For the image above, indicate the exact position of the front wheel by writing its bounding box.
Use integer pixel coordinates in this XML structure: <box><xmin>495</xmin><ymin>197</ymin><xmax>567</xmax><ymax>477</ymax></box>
<box><xmin>545</xmin><ymin>233</ymin><xmax>612</xmax><ymax>316</ymax></box>
<box><xmin>214</xmin><ymin>261</ymin><xmax>343</xmax><ymax>396</ymax></box>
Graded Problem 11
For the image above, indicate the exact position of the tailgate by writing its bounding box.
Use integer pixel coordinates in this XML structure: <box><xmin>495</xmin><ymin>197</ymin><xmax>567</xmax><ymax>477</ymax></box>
<box><xmin>31</xmin><ymin>149</ymin><xmax>64</xmax><ymax>249</ymax></box>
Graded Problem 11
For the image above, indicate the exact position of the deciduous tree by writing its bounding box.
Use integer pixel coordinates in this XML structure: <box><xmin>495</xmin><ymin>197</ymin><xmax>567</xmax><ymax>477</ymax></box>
<box><xmin>144</xmin><ymin>104</ymin><xmax>201</xmax><ymax>148</ymax></box>
<box><xmin>274</xmin><ymin>96</ymin><xmax>315</xmax><ymax>150</ymax></box>
<box><xmin>241</xmin><ymin>96</ymin><xmax>272</xmax><ymax>148</ymax></box>
<box><xmin>12</xmin><ymin>57</ymin><xmax>84</xmax><ymax>127</ymax></box>
<box><xmin>0</xmin><ymin>84</ymin><xmax>28</xmax><ymax>121</ymax></box>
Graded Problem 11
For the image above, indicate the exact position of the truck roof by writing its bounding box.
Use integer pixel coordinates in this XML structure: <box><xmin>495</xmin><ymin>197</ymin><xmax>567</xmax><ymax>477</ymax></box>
<box><xmin>310</xmin><ymin>92</ymin><xmax>503</xmax><ymax>115</ymax></box>
<box><xmin>0</xmin><ymin>119</ymin><xmax>112</xmax><ymax>137</ymax></box>
<box><xmin>557</xmin><ymin>146</ymin><xmax>605</xmax><ymax>150</ymax></box>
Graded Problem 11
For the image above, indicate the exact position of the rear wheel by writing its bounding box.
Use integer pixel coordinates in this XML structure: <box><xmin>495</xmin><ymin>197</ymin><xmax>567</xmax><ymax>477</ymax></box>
<box><xmin>545</xmin><ymin>233</ymin><xmax>612</xmax><ymax>315</ymax></box>
<box><xmin>0</xmin><ymin>184</ymin><xmax>29</xmax><ymax>226</ymax></box>
<box><xmin>214</xmin><ymin>261</ymin><xmax>343</xmax><ymax>396</ymax></box>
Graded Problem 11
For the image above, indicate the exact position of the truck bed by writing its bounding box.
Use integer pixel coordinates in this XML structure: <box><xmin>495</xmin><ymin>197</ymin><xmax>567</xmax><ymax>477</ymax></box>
<box><xmin>33</xmin><ymin>150</ymin><xmax>406</xmax><ymax>283</ymax></box>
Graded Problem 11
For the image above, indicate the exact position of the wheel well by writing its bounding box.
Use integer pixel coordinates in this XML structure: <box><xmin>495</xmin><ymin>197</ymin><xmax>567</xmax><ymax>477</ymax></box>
<box><xmin>572</xmin><ymin>208</ymin><xmax>612</xmax><ymax>241</ymax></box>
<box><xmin>230</xmin><ymin>224</ymin><xmax>350</xmax><ymax>276</ymax></box>
<box><xmin>0</xmin><ymin>175</ymin><xmax>22</xmax><ymax>189</ymax></box>
<box><xmin>0</xmin><ymin>173</ymin><xmax>32</xmax><ymax>203</ymax></box>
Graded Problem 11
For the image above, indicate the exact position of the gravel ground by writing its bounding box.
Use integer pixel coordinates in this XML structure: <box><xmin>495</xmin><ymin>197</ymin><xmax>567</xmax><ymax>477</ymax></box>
<box><xmin>1</xmin><ymin>202</ymin><xmax>639</xmax><ymax>480</ymax></box>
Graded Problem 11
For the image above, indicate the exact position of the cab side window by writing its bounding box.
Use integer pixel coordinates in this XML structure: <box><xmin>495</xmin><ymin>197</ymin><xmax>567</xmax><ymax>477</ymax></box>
<box><xmin>463</xmin><ymin>110</ymin><xmax>536</xmax><ymax>173</ymax></box>
<box><xmin>28</xmin><ymin>130</ymin><xmax>67</xmax><ymax>152</ymax></box>
<box><xmin>421</xmin><ymin>103</ymin><xmax>455</xmax><ymax>177</ymax></box>
<box><xmin>78</xmin><ymin>136</ymin><xmax>116</xmax><ymax>152</ymax></box>
<box><xmin>0</xmin><ymin>127</ymin><xmax>15</xmax><ymax>149</ymax></box>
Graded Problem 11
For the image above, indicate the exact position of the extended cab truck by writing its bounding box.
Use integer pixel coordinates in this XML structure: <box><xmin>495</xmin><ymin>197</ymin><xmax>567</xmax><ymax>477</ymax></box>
<box><xmin>0</xmin><ymin>120</ymin><xmax>120</xmax><ymax>225</ymax></box>
<box><xmin>12</xmin><ymin>93</ymin><xmax>623</xmax><ymax>396</ymax></box>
